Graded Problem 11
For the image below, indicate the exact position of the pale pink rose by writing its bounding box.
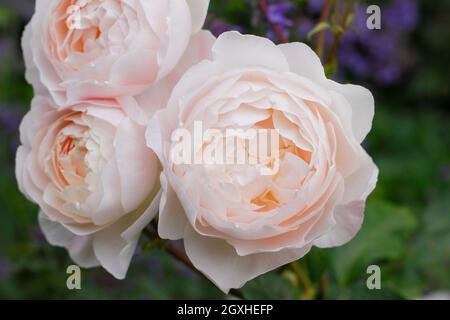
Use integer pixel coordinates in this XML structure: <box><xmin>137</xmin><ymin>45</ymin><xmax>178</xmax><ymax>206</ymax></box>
<box><xmin>147</xmin><ymin>32</ymin><xmax>379</xmax><ymax>293</ymax></box>
<box><xmin>22</xmin><ymin>0</ymin><xmax>210</xmax><ymax>106</ymax></box>
<box><xmin>126</xmin><ymin>30</ymin><xmax>216</xmax><ymax>126</ymax></box>
<box><xmin>16</xmin><ymin>96</ymin><xmax>160</xmax><ymax>279</ymax></box>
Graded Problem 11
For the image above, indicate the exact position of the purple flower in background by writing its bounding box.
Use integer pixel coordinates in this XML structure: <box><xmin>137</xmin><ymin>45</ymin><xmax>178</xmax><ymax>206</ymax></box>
<box><xmin>337</xmin><ymin>1</ymin><xmax>418</xmax><ymax>86</ymax></box>
<box><xmin>297</xmin><ymin>18</ymin><xmax>314</xmax><ymax>39</ymax></box>
<box><xmin>267</xmin><ymin>2</ymin><xmax>295</xmax><ymax>27</ymax></box>
<box><xmin>207</xmin><ymin>17</ymin><xmax>245</xmax><ymax>37</ymax></box>
<box><xmin>306</xmin><ymin>0</ymin><xmax>325</xmax><ymax>15</ymax></box>
<box><xmin>338</xmin><ymin>46</ymin><xmax>371</xmax><ymax>79</ymax></box>
<box><xmin>353</xmin><ymin>5</ymin><xmax>371</xmax><ymax>34</ymax></box>
<box><xmin>264</xmin><ymin>1</ymin><xmax>296</xmax><ymax>41</ymax></box>
<box><xmin>267</xmin><ymin>29</ymin><xmax>289</xmax><ymax>43</ymax></box>
<box><xmin>365</xmin><ymin>33</ymin><xmax>396</xmax><ymax>61</ymax></box>
<box><xmin>0</xmin><ymin>106</ymin><xmax>22</xmax><ymax>134</ymax></box>
<box><xmin>282</xmin><ymin>0</ymin><xmax>415</xmax><ymax>87</ymax></box>
<box><xmin>374</xmin><ymin>63</ymin><xmax>402</xmax><ymax>85</ymax></box>
<box><xmin>384</xmin><ymin>0</ymin><xmax>419</xmax><ymax>32</ymax></box>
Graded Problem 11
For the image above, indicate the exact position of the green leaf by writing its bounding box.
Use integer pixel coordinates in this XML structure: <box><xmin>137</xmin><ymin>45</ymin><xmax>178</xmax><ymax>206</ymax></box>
<box><xmin>241</xmin><ymin>272</ymin><xmax>297</xmax><ymax>299</ymax></box>
<box><xmin>345</xmin><ymin>12</ymin><xmax>355</xmax><ymax>28</ymax></box>
<box><xmin>331</xmin><ymin>25</ymin><xmax>344</xmax><ymax>35</ymax></box>
<box><xmin>0</xmin><ymin>6</ymin><xmax>17</xmax><ymax>29</ymax></box>
<box><xmin>307</xmin><ymin>22</ymin><xmax>331</xmax><ymax>41</ymax></box>
<box><xmin>382</xmin><ymin>269</ymin><xmax>426</xmax><ymax>299</ymax></box>
<box><xmin>410</xmin><ymin>191</ymin><xmax>450</xmax><ymax>289</ymax></box>
<box><xmin>330</xmin><ymin>199</ymin><xmax>417</xmax><ymax>286</ymax></box>
<box><xmin>333</xmin><ymin>280</ymin><xmax>407</xmax><ymax>300</ymax></box>
<box><xmin>325</xmin><ymin>61</ymin><xmax>337</xmax><ymax>78</ymax></box>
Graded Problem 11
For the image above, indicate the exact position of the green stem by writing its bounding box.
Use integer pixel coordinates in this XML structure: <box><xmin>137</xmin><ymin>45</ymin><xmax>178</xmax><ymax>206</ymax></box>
<box><xmin>290</xmin><ymin>261</ymin><xmax>316</xmax><ymax>300</ymax></box>
<box><xmin>327</xmin><ymin>0</ymin><xmax>354</xmax><ymax>67</ymax></box>
<box><xmin>315</xmin><ymin>0</ymin><xmax>333</xmax><ymax>61</ymax></box>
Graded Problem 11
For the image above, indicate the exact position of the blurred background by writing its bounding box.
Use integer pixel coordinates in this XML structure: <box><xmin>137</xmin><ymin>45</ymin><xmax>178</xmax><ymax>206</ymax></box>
<box><xmin>0</xmin><ymin>0</ymin><xmax>448</xmax><ymax>299</ymax></box>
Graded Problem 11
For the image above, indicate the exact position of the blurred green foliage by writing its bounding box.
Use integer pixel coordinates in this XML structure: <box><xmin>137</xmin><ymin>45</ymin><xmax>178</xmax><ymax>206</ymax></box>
<box><xmin>0</xmin><ymin>0</ymin><xmax>448</xmax><ymax>299</ymax></box>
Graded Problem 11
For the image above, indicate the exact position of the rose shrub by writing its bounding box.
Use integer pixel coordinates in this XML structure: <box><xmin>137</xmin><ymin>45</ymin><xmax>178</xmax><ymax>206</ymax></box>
<box><xmin>16</xmin><ymin>0</ymin><xmax>379</xmax><ymax>292</ymax></box>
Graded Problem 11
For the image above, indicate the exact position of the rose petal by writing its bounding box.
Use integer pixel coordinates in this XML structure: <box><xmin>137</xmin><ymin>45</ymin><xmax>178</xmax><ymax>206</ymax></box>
<box><xmin>212</xmin><ymin>32</ymin><xmax>290</xmax><ymax>73</ymax></box>
<box><xmin>114</xmin><ymin>117</ymin><xmax>159</xmax><ymax>213</ymax></box>
<box><xmin>325</xmin><ymin>81</ymin><xmax>375</xmax><ymax>143</ymax></box>
<box><xmin>156</xmin><ymin>0</ymin><xmax>192</xmax><ymax>79</ymax></box>
<box><xmin>39</xmin><ymin>211</ymin><xmax>99</xmax><ymax>268</ymax></box>
<box><xmin>279</xmin><ymin>42</ymin><xmax>326</xmax><ymax>82</ymax></box>
<box><xmin>158</xmin><ymin>173</ymin><xmax>189</xmax><ymax>240</ymax></box>
<box><xmin>184</xmin><ymin>225</ymin><xmax>312</xmax><ymax>293</ymax></box>
<box><xmin>93</xmin><ymin>193</ymin><xmax>160</xmax><ymax>279</ymax></box>
<box><xmin>186</xmin><ymin>0</ymin><xmax>210</xmax><ymax>33</ymax></box>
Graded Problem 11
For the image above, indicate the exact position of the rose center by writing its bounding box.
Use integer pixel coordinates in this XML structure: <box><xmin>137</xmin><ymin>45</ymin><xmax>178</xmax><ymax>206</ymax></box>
<box><xmin>55</xmin><ymin>132</ymin><xmax>89</xmax><ymax>187</ymax></box>
<box><xmin>49</xmin><ymin>116</ymin><xmax>107</xmax><ymax>213</ymax></box>
<box><xmin>65</xmin><ymin>0</ymin><xmax>101</xmax><ymax>31</ymax></box>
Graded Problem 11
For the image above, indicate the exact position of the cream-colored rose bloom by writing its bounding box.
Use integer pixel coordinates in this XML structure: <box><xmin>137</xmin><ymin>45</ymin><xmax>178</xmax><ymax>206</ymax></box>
<box><xmin>147</xmin><ymin>32</ymin><xmax>379</xmax><ymax>293</ymax></box>
<box><xmin>22</xmin><ymin>0</ymin><xmax>210</xmax><ymax>106</ymax></box>
<box><xmin>16</xmin><ymin>96</ymin><xmax>161</xmax><ymax>279</ymax></box>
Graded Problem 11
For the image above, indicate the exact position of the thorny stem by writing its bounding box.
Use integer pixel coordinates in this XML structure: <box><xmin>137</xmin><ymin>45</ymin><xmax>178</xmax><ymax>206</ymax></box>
<box><xmin>143</xmin><ymin>222</ymin><xmax>245</xmax><ymax>299</ymax></box>
<box><xmin>315</xmin><ymin>0</ymin><xmax>332</xmax><ymax>62</ymax></box>
<box><xmin>257</xmin><ymin>0</ymin><xmax>289</xmax><ymax>43</ymax></box>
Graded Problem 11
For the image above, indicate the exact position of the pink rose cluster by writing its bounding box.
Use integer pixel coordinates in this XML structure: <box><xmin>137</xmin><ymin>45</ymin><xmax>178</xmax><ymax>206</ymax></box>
<box><xmin>16</xmin><ymin>0</ymin><xmax>378</xmax><ymax>293</ymax></box>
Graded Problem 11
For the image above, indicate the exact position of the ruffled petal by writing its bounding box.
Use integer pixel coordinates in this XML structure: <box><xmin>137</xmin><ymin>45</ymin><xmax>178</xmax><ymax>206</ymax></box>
<box><xmin>184</xmin><ymin>225</ymin><xmax>312</xmax><ymax>293</ymax></box>
<box><xmin>93</xmin><ymin>193</ymin><xmax>161</xmax><ymax>279</ymax></box>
